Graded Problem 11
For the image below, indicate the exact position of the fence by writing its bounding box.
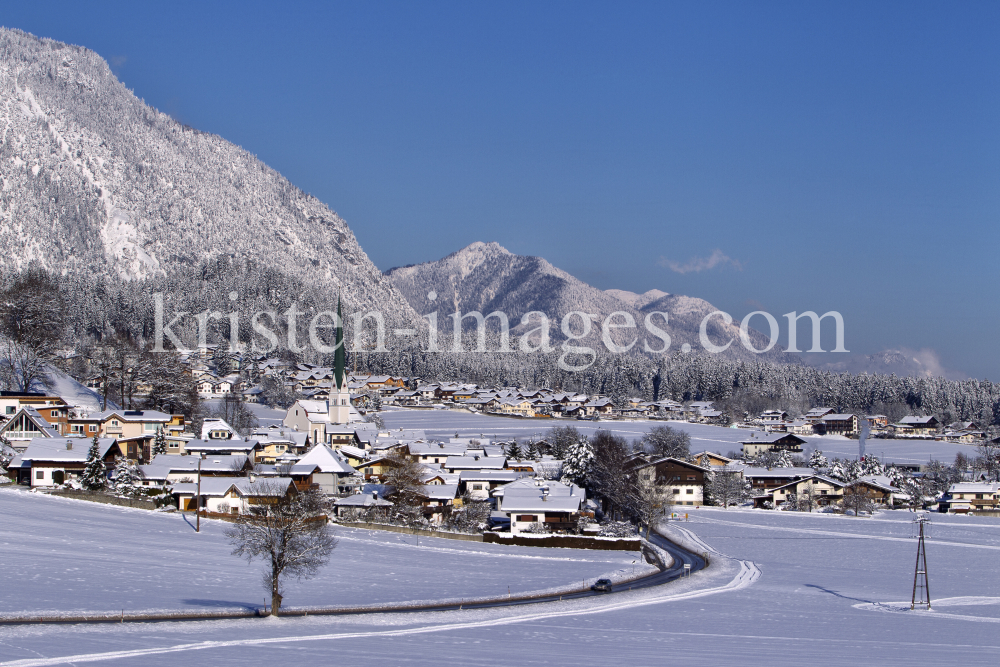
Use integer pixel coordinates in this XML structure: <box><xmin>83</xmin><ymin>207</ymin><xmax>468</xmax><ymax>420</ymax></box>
<box><xmin>47</xmin><ymin>490</ymin><xmax>159</xmax><ymax>510</ymax></box>
<box><xmin>484</xmin><ymin>532</ymin><xmax>641</xmax><ymax>551</ymax></box>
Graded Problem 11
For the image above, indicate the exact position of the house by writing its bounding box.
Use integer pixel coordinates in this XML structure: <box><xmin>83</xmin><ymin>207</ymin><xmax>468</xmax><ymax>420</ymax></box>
<box><xmin>183</xmin><ymin>438</ymin><xmax>263</xmax><ymax>462</ymax></box>
<box><xmin>459</xmin><ymin>470</ymin><xmax>524</xmax><ymax>500</ymax></box>
<box><xmin>444</xmin><ymin>454</ymin><xmax>507</xmax><ymax>473</ymax></box>
<box><xmin>740</xmin><ymin>466</ymin><xmax>816</xmax><ymax>492</ymax></box>
<box><xmin>759</xmin><ymin>410</ymin><xmax>789</xmax><ymax>425</ymax></box>
<box><xmin>202</xmin><ymin>418</ymin><xmax>237</xmax><ymax>440</ymax></box>
<box><xmin>92</xmin><ymin>410</ymin><xmax>172</xmax><ymax>440</ymax></box>
<box><xmin>690</xmin><ymin>451</ymin><xmax>735</xmax><ymax>467</ymax></box>
<box><xmin>418</xmin><ymin>483</ymin><xmax>459</xmax><ymax>524</ymax></box>
<box><xmin>739</xmin><ymin>432</ymin><xmax>807</xmax><ymax>457</ymax></box>
<box><xmin>0</xmin><ymin>392</ymin><xmax>69</xmax><ymax>428</ymax></box>
<box><xmin>804</xmin><ymin>407</ymin><xmax>836</xmax><ymax>423</ymax></box>
<box><xmin>631</xmin><ymin>457</ymin><xmax>710</xmax><ymax>507</ymax></box>
<box><xmin>0</xmin><ymin>407</ymin><xmax>63</xmax><ymax>450</ymax></box>
<box><xmin>758</xmin><ymin>475</ymin><xmax>846</xmax><ymax>508</ymax></box>
<box><xmin>891</xmin><ymin>415</ymin><xmax>940</xmax><ymax>437</ymax></box>
<box><xmin>294</xmin><ymin>445</ymin><xmax>357</xmax><ymax>495</ymax></box>
<box><xmin>17</xmin><ymin>437</ymin><xmax>122</xmax><ymax>487</ymax></box>
<box><xmin>817</xmin><ymin>414</ymin><xmax>858</xmax><ymax>436</ymax></box>
<box><xmin>172</xmin><ymin>476</ymin><xmax>297</xmax><ymax>514</ymax></box>
<box><xmin>333</xmin><ymin>486</ymin><xmax>393</xmax><ymax>518</ymax></box>
<box><xmin>940</xmin><ymin>482</ymin><xmax>1000</xmax><ymax>513</ymax></box>
<box><xmin>494</xmin><ymin>478</ymin><xmax>586</xmax><ymax>535</ymax></box>
<box><xmin>283</xmin><ymin>397</ymin><xmax>360</xmax><ymax>446</ymax></box>
<box><xmin>252</xmin><ymin>428</ymin><xmax>309</xmax><ymax>463</ymax></box>
<box><xmin>408</xmin><ymin>441</ymin><xmax>468</xmax><ymax>465</ymax></box>
<box><xmin>139</xmin><ymin>454</ymin><xmax>252</xmax><ymax>486</ymax></box>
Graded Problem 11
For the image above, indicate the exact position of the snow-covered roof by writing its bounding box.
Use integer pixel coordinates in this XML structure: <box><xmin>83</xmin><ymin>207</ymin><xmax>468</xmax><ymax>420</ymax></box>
<box><xmin>445</xmin><ymin>455</ymin><xmax>507</xmax><ymax>470</ymax></box>
<box><xmin>295</xmin><ymin>445</ymin><xmax>356</xmax><ymax>474</ymax></box>
<box><xmin>420</xmin><ymin>483</ymin><xmax>458</xmax><ymax>501</ymax></box>
<box><xmin>20</xmin><ymin>437</ymin><xmax>117</xmax><ymax>463</ymax></box>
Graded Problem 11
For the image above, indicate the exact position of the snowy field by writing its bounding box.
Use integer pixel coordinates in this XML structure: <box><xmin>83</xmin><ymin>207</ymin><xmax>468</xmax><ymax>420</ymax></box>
<box><xmin>371</xmin><ymin>407</ymin><xmax>974</xmax><ymax>466</ymax></box>
<box><xmin>3</xmin><ymin>490</ymin><xmax>1000</xmax><ymax>666</ymax></box>
<box><xmin>0</xmin><ymin>487</ymin><xmax>644</xmax><ymax>618</ymax></box>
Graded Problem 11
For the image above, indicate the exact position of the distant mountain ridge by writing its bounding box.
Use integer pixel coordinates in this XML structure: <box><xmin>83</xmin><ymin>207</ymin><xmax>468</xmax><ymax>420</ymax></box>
<box><xmin>387</xmin><ymin>241</ymin><xmax>793</xmax><ymax>361</ymax></box>
<box><xmin>0</xmin><ymin>27</ymin><xmax>418</xmax><ymax>324</ymax></box>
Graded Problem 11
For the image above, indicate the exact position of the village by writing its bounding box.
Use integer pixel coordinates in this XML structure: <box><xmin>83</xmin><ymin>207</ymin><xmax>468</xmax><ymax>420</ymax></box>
<box><xmin>3</xmin><ymin>348</ymin><xmax>1000</xmax><ymax>534</ymax></box>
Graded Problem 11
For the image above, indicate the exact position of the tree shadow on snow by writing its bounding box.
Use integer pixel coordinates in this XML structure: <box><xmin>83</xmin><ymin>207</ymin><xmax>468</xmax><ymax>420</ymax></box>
<box><xmin>182</xmin><ymin>599</ymin><xmax>259</xmax><ymax>610</ymax></box>
<box><xmin>804</xmin><ymin>584</ymin><xmax>875</xmax><ymax>605</ymax></box>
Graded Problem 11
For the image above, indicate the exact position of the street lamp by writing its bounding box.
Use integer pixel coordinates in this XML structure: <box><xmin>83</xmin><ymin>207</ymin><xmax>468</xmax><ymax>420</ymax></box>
<box><xmin>195</xmin><ymin>453</ymin><xmax>206</xmax><ymax>533</ymax></box>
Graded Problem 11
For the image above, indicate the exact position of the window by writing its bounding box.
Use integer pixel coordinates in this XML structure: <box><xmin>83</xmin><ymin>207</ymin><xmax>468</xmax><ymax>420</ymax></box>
<box><xmin>472</xmin><ymin>484</ymin><xmax>483</xmax><ymax>490</ymax></box>
<box><xmin>89</xmin><ymin>425</ymin><xmax>97</xmax><ymax>432</ymax></box>
<box><xmin>686</xmin><ymin>488</ymin><xmax>693</xmax><ymax>494</ymax></box>
<box><xmin>5</xmin><ymin>406</ymin><xmax>13</xmax><ymax>415</ymax></box>
<box><xmin>519</xmin><ymin>515</ymin><xmax>537</xmax><ymax>522</ymax></box>
<box><xmin>51</xmin><ymin>410</ymin><xmax>58</xmax><ymax>418</ymax></box>
<box><xmin>36</xmin><ymin>470</ymin><xmax>44</xmax><ymax>479</ymax></box>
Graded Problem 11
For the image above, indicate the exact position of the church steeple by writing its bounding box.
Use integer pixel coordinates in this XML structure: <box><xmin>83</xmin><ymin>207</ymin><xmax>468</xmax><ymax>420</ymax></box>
<box><xmin>334</xmin><ymin>295</ymin><xmax>346</xmax><ymax>391</ymax></box>
<box><xmin>328</xmin><ymin>295</ymin><xmax>351</xmax><ymax>427</ymax></box>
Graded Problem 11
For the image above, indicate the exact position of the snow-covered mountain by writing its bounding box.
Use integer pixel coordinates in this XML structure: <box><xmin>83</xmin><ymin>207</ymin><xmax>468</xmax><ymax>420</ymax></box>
<box><xmin>387</xmin><ymin>242</ymin><xmax>792</xmax><ymax>361</ymax></box>
<box><xmin>0</xmin><ymin>28</ymin><xmax>417</xmax><ymax>323</ymax></box>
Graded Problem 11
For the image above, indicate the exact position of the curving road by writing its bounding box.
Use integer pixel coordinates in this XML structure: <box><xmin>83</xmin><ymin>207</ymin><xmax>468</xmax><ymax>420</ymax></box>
<box><xmin>0</xmin><ymin>527</ymin><xmax>706</xmax><ymax>625</ymax></box>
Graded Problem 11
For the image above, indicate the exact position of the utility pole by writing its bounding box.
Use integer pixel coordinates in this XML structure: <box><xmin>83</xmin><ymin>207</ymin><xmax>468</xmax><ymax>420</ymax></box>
<box><xmin>911</xmin><ymin>514</ymin><xmax>931</xmax><ymax>610</ymax></box>
<box><xmin>196</xmin><ymin>454</ymin><xmax>204</xmax><ymax>533</ymax></box>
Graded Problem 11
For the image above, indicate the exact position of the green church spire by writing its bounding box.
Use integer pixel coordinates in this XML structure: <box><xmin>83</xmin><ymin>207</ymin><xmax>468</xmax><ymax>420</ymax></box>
<box><xmin>334</xmin><ymin>296</ymin><xmax>346</xmax><ymax>390</ymax></box>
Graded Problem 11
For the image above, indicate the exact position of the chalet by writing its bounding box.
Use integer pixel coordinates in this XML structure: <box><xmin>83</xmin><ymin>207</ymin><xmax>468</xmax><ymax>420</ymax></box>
<box><xmin>202</xmin><ymin>418</ymin><xmax>237</xmax><ymax>440</ymax></box>
<box><xmin>940</xmin><ymin>482</ymin><xmax>1000</xmax><ymax>514</ymax></box>
<box><xmin>0</xmin><ymin>392</ymin><xmax>69</xmax><ymax>426</ymax></box>
<box><xmin>804</xmin><ymin>407</ymin><xmax>836</xmax><ymax>423</ymax></box>
<box><xmin>691</xmin><ymin>451</ymin><xmax>735</xmax><ymax>467</ymax></box>
<box><xmin>418</xmin><ymin>483</ymin><xmax>459</xmax><ymax>524</ymax></box>
<box><xmin>740</xmin><ymin>466</ymin><xmax>816</xmax><ymax>492</ymax></box>
<box><xmin>333</xmin><ymin>487</ymin><xmax>393</xmax><ymax>517</ymax></box>
<box><xmin>759</xmin><ymin>410</ymin><xmax>789</xmax><ymax>425</ymax></box>
<box><xmin>459</xmin><ymin>470</ymin><xmax>524</xmax><ymax>500</ymax></box>
<box><xmin>757</xmin><ymin>475</ymin><xmax>846</xmax><ymax>508</ymax></box>
<box><xmin>93</xmin><ymin>410</ymin><xmax>172</xmax><ymax>440</ymax></box>
<box><xmin>294</xmin><ymin>445</ymin><xmax>357</xmax><ymax>494</ymax></box>
<box><xmin>184</xmin><ymin>438</ymin><xmax>263</xmax><ymax>462</ymax></box>
<box><xmin>816</xmin><ymin>414</ymin><xmax>858</xmax><ymax>436</ymax></box>
<box><xmin>444</xmin><ymin>455</ymin><xmax>507</xmax><ymax>473</ymax></box>
<box><xmin>494</xmin><ymin>478</ymin><xmax>586</xmax><ymax>535</ymax></box>
<box><xmin>409</xmin><ymin>441</ymin><xmax>468</xmax><ymax>465</ymax></box>
<box><xmin>0</xmin><ymin>407</ymin><xmax>62</xmax><ymax>450</ymax></box>
<box><xmin>891</xmin><ymin>415</ymin><xmax>940</xmax><ymax>437</ymax></box>
<box><xmin>739</xmin><ymin>432</ymin><xmax>806</xmax><ymax>457</ymax></box>
<box><xmin>172</xmin><ymin>477</ymin><xmax>297</xmax><ymax>514</ymax></box>
<box><xmin>17</xmin><ymin>437</ymin><xmax>122</xmax><ymax>487</ymax></box>
<box><xmin>139</xmin><ymin>454</ymin><xmax>252</xmax><ymax>486</ymax></box>
<box><xmin>632</xmin><ymin>457</ymin><xmax>710</xmax><ymax>507</ymax></box>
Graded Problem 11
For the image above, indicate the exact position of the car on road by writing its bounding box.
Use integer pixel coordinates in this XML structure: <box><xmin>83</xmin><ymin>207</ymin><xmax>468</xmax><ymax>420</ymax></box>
<box><xmin>591</xmin><ymin>578</ymin><xmax>613</xmax><ymax>592</ymax></box>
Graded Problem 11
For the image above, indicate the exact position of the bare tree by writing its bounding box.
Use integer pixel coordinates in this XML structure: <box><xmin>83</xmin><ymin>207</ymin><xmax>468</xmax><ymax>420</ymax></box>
<box><xmin>632</xmin><ymin>474</ymin><xmax>669</xmax><ymax>538</ymax></box>
<box><xmin>976</xmin><ymin>441</ymin><xmax>1000</xmax><ymax>482</ymax></box>
<box><xmin>705</xmin><ymin>469</ymin><xmax>750</xmax><ymax>508</ymax></box>
<box><xmin>212</xmin><ymin>393</ymin><xmax>259</xmax><ymax>437</ymax></box>
<box><xmin>225</xmin><ymin>484</ymin><xmax>336</xmax><ymax>616</ymax></box>
<box><xmin>381</xmin><ymin>449</ymin><xmax>426</xmax><ymax>525</ymax></box>
<box><xmin>640</xmin><ymin>425</ymin><xmax>691</xmax><ymax>459</ymax></box>
<box><xmin>0</xmin><ymin>268</ymin><xmax>66</xmax><ymax>393</ymax></box>
<box><xmin>590</xmin><ymin>430</ymin><xmax>635</xmax><ymax>521</ymax></box>
<box><xmin>842</xmin><ymin>483</ymin><xmax>875</xmax><ymax>516</ymax></box>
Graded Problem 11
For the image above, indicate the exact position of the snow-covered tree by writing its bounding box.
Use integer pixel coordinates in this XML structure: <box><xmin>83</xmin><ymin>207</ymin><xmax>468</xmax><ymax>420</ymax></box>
<box><xmin>505</xmin><ymin>441</ymin><xmax>524</xmax><ymax>461</ymax></box>
<box><xmin>808</xmin><ymin>449</ymin><xmax>828</xmax><ymax>470</ymax></box>
<box><xmin>152</xmin><ymin>428</ymin><xmax>167</xmax><ymax>457</ymax></box>
<box><xmin>81</xmin><ymin>436</ymin><xmax>107</xmax><ymax>491</ymax></box>
<box><xmin>560</xmin><ymin>437</ymin><xmax>595</xmax><ymax>486</ymax></box>
<box><xmin>112</xmin><ymin>457</ymin><xmax>142</xmax><ymax>497</ymax></box>
<box><xmin>640</xmin><ymin>426</ymin><xmax>691</xmax><ymax>459</ymax></box>
<box><xmin>525</xmin><ymin>441</ymin><xmax>540</xmax><ymax>461</ymax></box>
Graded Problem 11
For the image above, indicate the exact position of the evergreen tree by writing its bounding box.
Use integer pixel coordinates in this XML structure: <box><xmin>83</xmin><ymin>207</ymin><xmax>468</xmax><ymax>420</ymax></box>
<box><xmin>525</xmin><ymin>441</ymin><xmax>540</xmax><ymax>461</ymax></box>
<box><xmin>561</xmin><ymin>438</ymin><xmax>595</xmax><ymax>486</ymax></box>
<box><xmin>505</xmin><ymin>441</ymin><xmax>523</xmax><ymax>461</ymax></box>
<box><xmin>152</xmin><ymin>428</ymin><xmax>167</xmax><ymax>457</ymax></box>
<box><xmin>112</xmin><ymin>457</ymin><xmax>142</xmax><ymax>497</ymax></box>
<box><xmin>81</xmin><ymin>436</ymin><xmax>107</xmax><ymax>491</ymax></box>
<box><xmin>808</xmin><ymin>449</ymin><xmax>828</xmax><ymax>470</ymax></box>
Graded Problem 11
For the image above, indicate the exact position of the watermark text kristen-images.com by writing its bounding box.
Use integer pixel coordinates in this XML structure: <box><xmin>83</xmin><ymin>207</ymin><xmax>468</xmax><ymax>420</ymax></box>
<box><xmin>152</xmin><ymin>293</ymin><xmax>847</xmax><ymax>372</ymax></box>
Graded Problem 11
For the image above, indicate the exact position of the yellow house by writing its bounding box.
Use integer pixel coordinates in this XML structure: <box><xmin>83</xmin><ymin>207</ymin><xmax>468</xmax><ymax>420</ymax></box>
<box><xmin>95</xmin><ymin>410</ymin><xmax>171</xmax><ymax>439</ymax></box>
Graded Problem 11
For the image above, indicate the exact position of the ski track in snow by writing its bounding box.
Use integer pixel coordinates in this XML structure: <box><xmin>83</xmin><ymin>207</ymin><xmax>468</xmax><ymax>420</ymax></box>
<box><xmin>854</xmin><ymin>597</ymin><xmax>1000</xmax><ymax>623</ymax></box>
<box><xmin>0</xmin><ymin>560</ymin><xmax>761</xmax><ymax>666</ymax></box>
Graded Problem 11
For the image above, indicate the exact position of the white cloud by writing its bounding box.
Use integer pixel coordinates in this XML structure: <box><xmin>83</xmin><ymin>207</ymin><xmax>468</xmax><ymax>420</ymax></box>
<box><xmin>660</xmin><ymin>249</ymin><xmax>742</xmax><ymax>274</ymax></box>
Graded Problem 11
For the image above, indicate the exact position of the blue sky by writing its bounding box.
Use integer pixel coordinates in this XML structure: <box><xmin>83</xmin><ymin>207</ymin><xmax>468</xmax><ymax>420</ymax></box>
<box><xmin>6</xmin><ymin>2</ymin><xmax>1000</xmax><ymax>378</ymax></box>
